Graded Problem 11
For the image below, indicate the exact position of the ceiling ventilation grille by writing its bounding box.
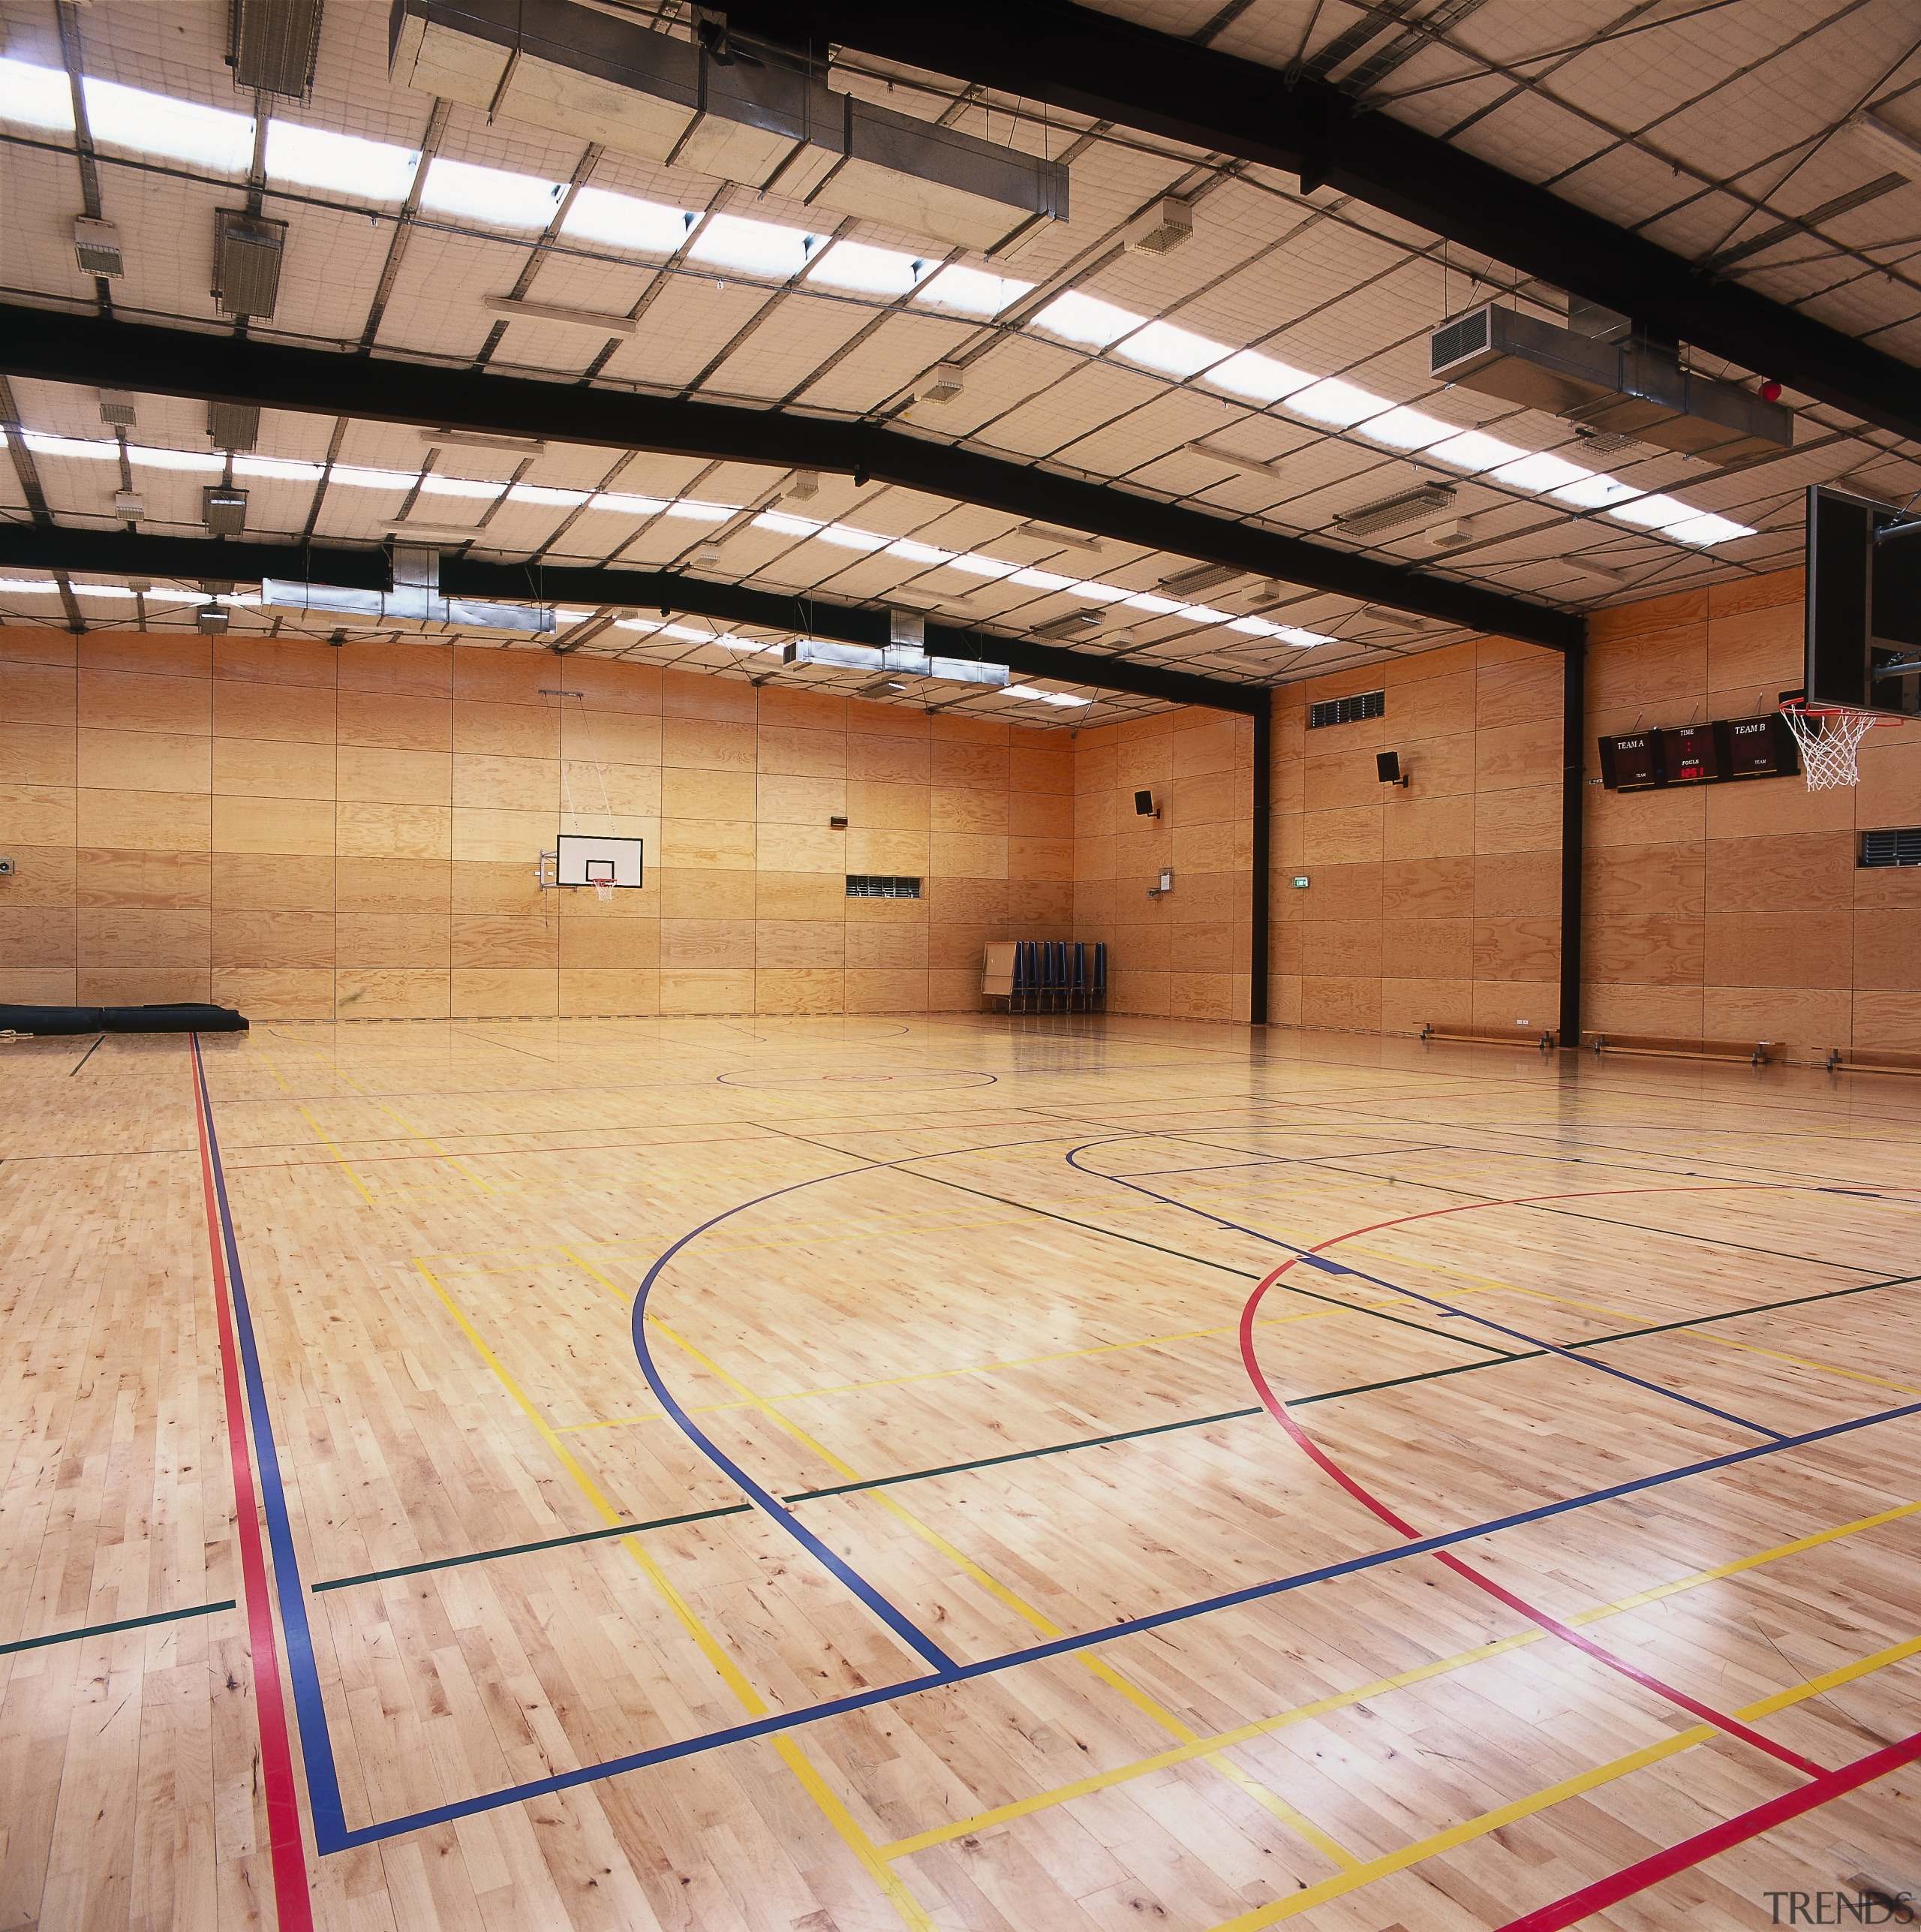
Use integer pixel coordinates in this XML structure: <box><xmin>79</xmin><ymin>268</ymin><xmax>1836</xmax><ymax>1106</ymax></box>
<box><xmin>1030</xmin><ymin>609</ymin><xmax>1104</xmax><ymax>639</ymax></box>
<box><xmin>213</xmin><ymin>211</ymin><xmax>288</xmax><ymax>318</ymax></box>
<box><xmin>1336</xmin><ymin>483</ymin><xmax>1456</xmax><ymax>537</ymax></box>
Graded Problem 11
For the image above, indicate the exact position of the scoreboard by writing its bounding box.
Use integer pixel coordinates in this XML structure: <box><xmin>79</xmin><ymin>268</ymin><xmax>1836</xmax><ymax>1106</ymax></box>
<box><xmin>1600</xmin><ymin>715</ymin><xmax>1797</xmax><ymax>791</ymax></box>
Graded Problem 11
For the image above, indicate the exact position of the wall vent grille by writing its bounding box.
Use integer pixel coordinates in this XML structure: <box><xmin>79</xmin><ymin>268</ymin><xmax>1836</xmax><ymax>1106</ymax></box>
<box><xmin>1307</xmin><ymin>690</ymin><xmax>1385</xmax><ymax>730</ymax></box>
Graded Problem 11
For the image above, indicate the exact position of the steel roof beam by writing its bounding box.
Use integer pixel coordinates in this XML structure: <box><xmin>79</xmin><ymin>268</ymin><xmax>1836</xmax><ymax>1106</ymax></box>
<box><xmin>0</xmin><ymin>522</ymin><xmax>1268</xmax><ymax>713</ymax></box>
<box><xmin>719</xmin><ymin>0</ymin><xmax>1921</xmax><ymax>450</ymax></box>
<box><xmin>0</xmin><ymin>301</ymin><xmax>1580</xmax><ymax>649</ymax></box>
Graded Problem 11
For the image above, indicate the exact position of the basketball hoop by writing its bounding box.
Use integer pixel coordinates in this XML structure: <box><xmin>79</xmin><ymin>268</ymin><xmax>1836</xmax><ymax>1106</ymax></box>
<box><xmin>1779</xmin><ymin>700</ymin><xmax>1901</xmax><ymax>790</ymax></box>
<box><xmin>591</xmin><ymin>874</ymin><xmax>615</xmax><ymax>902</ymax></box>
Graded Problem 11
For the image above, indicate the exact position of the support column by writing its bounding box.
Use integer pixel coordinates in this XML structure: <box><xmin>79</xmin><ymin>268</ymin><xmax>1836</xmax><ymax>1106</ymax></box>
<box><xmin>1250</xmin><ymin>691</ymin><xmax>1272</xmax><ymax>1026</ymax></box>
<box><xmin>1559</xmin><ymin>633</ymin><xmax>1587</xmax><ymax>1046</ymax></box>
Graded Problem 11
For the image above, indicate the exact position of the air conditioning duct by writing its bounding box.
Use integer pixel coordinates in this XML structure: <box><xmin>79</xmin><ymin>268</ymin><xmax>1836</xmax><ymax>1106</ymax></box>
<box><xmin>1336</xmin><ymin>483</ymin><xmax>1456</xmax><ymax>537</ymax></box>
<box><xmin>213</xmin><ymin>210</ymin><xmax>287</xmax><ymax>318</ymax></box>
<box><xmin>1429</xmin><ymin>303</ymin><xmax>1792</xmax><ymax>465</ymax></box>
<box><xmin>261</xmin><ymin>549</ymin><xmax>558</xmax><ymax>633</ymax></box>
<box><xmin>782</xmin><ymin>637</ymin><xmax>1008</xmax><ymax>685</ymax></box>
<box><xmin>231</xmin><ymin>0</ymin><xmax>323</xmax><ymax>98</ymax></box>
<box><xmin>388</xmin><ymin>0</ymin><xmax>1067</xmax><ymax>254</ymax></box>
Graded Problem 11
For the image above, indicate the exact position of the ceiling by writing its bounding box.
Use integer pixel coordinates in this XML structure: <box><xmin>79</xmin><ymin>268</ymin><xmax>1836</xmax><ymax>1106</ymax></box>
<box><xmin>1</xmin><ymin>0</ymin><xmax>1917</xmax><ymax>724</ymax></box>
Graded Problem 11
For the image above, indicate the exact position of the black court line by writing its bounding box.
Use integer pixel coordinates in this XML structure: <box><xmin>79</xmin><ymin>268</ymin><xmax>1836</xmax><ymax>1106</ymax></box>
<box><xmin>307</xmin><ymin>1269</ymin><xmax>1921</xmax><ymax>1597</ymax></box>
<box><xmin>0</xmin><ymin>1599</ymin><xmax>236</xmax><ymax>1655</ymax></box>
<box><xmin>68</xmin><ymin>1035</ymin><xmax>104</xmax><ymax>1076</ymax></box>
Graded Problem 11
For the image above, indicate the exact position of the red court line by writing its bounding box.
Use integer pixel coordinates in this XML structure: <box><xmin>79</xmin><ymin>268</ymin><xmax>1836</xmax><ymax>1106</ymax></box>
<box><xmin>191</xmin><ymin>1052</ymin><xmax>314</xmax><ymax>1932</ymax></box>
<box><xmin>1497</xmin><ymin>1726</ymin><xmax>1921</xmax><ymax>1930</ymax></box>
<box><xmin>1236</xmin><ymin>1187</ymin><xmax>1827</xmax><ymax>1781</ymax></box>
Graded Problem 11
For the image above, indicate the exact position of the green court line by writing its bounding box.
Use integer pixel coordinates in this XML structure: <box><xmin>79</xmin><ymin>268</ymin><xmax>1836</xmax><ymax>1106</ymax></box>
<box><xmin>0</xmin><ymin>1599</ymin><xmax>236</xmax><ymax>1655</ymax></box>
<box><xmin>307</xmin><ymin>1272</ymin><xmax>1921</xmax><ymax>1597</ymax></box>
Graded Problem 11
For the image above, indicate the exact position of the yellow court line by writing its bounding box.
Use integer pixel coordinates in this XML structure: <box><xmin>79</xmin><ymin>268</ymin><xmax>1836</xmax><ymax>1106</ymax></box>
<box><xmin>878</xmin><ymin>1490</ymin><xmax>1921</xmax><ymax>1858</ymax></box>
<box><xmin>1208</xmin><ymin>1625</ymin><xmax>1921</xmax><ymax>1931</ymax></box>
<box><xmin>558</xmin><ymin>1248</ymin><xmax>1360</xmax><ymax>1873</ymax></box>
<box><xmin>412</xmin><ymin>1259</ymin><xmax>935</xmax><ymax>1931</ymax></box>
<box><xmin>296</xmin><ymin>1105</ymin><xmax>377</xmax><ymax>1204</ymax></box>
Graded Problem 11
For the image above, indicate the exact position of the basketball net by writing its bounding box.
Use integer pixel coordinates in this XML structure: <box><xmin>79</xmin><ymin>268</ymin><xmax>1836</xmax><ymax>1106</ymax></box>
<box><xmin>1780</xmin><ymin>703</ymin><xmax>1896</xmax><ymax>790</ymax></box>
<box><xmin>592</xmin><ymin>875</ymin><xmax>615</xmax><ymax>902</ymax></box>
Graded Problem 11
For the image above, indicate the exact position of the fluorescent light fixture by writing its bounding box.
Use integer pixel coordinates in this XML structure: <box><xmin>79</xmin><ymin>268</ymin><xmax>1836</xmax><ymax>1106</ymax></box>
<box><xmin>1160</xmin><ymin>561</ymin><xmax>1244</xmax><ymax>596</ymax></box>
<box><xmin>0</xmin><ymin>57</ymin><xmax>75</xmax><ymax>131</ymax></box>
<box><xmin>483</xmin><ymin>294</ymin><xmax>636</xmax><ymax>336</ymax></box>
<box><xmin>1016</xmin><ymin>522</ymin><xmax>1102</xmax><ymax>552</ymax></box>
<box><xmin>1569</xmin><ymin>557</ymin><xmax>1631</xmax><ymax>582</ymax></box>
<box><xmin>1202</xmin><ymin>348</ymin><xmax>1315</xmax><ymax>403</ymax></box>
<box><xmin>1847</xmin><ymin>110</ymin><xmax>1921</xmax><ymax>175</ymax></box>
<box><xmin>561</xmin><ymin>187</ymin><xmax>695</xmax><ymax>253</ymax></box>
<box><xmin>1359</xmin><ymin>605</ymin><xmax>1431</xmax><ymax>631</ymax></box>
<box><xmin>912</xmin><ymin>264</ymin><xmax>1032</xmax><ymax>317</ymax></box>
<box><xmin>687</xmin><ymin>213</ymin><xmax>825</xmax><ymax>278</ymax></box>
<box><xmin>1117</xmin><ymin>320</ymin><xmax>1228</xmax><ymax>378</ymax></box>
<box><xmin>1187</xmin><ymin>440</ymin><xmax>1284</xmax><ymax>479</ymax></box>
<box><xmin>1360</xmin><ymin>406</ymin><xmax>1457</xmax><ymax>450</ymax></box>
<box><xmin>266</xmin><ymin>120</ymin><xmax>419</xmax><ymax>199</ymax></box>
<box><xmin>1032</xmin><ymin>290</ymin><xmax>1144</xmax><ymax>348</ymax></box>
<box><xmin>807</xmin><ymin>240</ymin><xmax>932</xmax><ymax>296</ymax></box>
<box><xmin>1285</xmin><ymin>378</ymin><xmax>1393</xmax><ymax>428</ymax></box>
<box><xmin>421</xmin><ymin>428</ymin><xmax>548</xmax><ymax>456</ymax></box>
<box><xmin>1336</xmin><ymin>483</ymin><xmax>1456</xmax><ymax>536</ymax></box>
<box><xmin>422</xmin><ymin>156</ymin><xmax>565</xmax><ymax>227</ymax></box>
<box><xmin>83</xmin><ymin>77</ymin><xmax>254</xmax><ymax>172</ymax></box>
<box><xmin>1426</xmin><ymin>429</ymin><xmax>1528</xmax><ymax>472</ymax></box>
<box><xmin>1490</xmin><ymin>451</ymin><xmax>1596</xmax><ymax>492</ymax></box>
<box><xmin>380</xmin><ymin>519</ymin><xmax>490</xmax><ymax>540</ymax></box>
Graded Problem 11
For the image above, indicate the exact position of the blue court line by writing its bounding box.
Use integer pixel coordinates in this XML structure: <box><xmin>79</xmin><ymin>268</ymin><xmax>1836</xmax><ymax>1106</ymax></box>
<box><xmin>324</xmin><ymin>1387</ymin><xmax>1921</xmax><ymax>1849</ymax></box>
<box><xmin>192</xmin><ymin>1039</ymin><xmax>351</xmax><ymax>1852</ymax></box>
<box><xmin>1063</xmin><ymin>1141</ymin><xmax>1791</xmax><ymax>1441</ymax></box>
<box><xmin>191</xmin><ymin>1092</ymin><xmax>1911</xmax><ymax>1855</ymax></box>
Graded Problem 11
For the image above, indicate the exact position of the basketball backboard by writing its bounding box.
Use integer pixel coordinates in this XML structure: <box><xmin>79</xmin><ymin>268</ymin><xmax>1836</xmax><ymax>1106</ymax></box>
<box><xmin>555</xmin><ymin>833</ymin><xmax>643</xmax><ymax>889</ymax></box>
<box><xmin>1805</xmin><ymin>485</ymin><xmax>1921</xmax><ymax>717</ymax></box>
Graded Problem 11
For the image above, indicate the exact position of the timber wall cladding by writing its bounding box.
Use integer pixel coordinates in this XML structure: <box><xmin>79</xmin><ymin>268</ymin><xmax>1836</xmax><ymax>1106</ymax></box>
<box><xmin>0</xmin><ymin>629</ymin><xmax>1074</xmax><ymax>1019</ymax></box>
<box><xmin>1267</xmin><ymin>635</ymin><xmax>1565</xmax><ymax>1035</ymax></box>
<box><xmin>1586</xmin><ymin>567</ymin><xmax>1921</xmax><ymax>1055</ymax></box>
<box><xmin>1069</xmin><ymin>706</ymin><xmax>1256</xmax><ymax>1022</ymax></box>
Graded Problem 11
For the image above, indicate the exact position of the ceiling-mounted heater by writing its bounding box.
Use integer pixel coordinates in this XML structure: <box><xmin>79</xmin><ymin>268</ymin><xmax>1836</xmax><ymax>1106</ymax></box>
<box><xmin>231</xmin><ymin>0</ymin><xmax>323</xmax><ymax>98</ymax></box>
<box><xmin>389</xmin><ymin>0</ymin><xmax>1067</xmax><ymax>255</ymax></box>
<box><xmin>1336</xmin><ymin>483</ymin><xmax>1457</xmax><ymax>537</ymax></box>
<box><xmin>1429</xmin><ymin>303</ymin><xmax>1791</xmax><ymax>465</ymax></box>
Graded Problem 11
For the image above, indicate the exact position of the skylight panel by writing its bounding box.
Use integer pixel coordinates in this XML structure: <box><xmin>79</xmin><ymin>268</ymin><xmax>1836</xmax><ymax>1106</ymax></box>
<box><xmin>0</xmin><ymin>58</ymin><xmax>74</xmax><ymax>131</ymax></box>
<box><xmin>1284</xmin><ymin>378</ymin><xmax>1393</xmax><ymax>428</ymax></box>
<box><xmin>1032</xmin><ymin>291</ymin><xmax>1145</xmax><ymax>349</ymax></box>
<box><xmin>127</xmin><ymin>444</ymin><xmax>225</xmax><ymax>474</ymax></box>
<box><xmin>755</xmin><ymin>510</ymin><xmax>823</xmax><ymax>537</ymax></box>
<box><xmin>1491</xmin><ymin>451</ymin><xmax>1595</xmax><ymax>493</ymax></box>
<box><xmin>1551</xmin><ymin>473</ymin><xmax>1640</xmax><ymax>509</ymax></box>
<box><xmin>1123</xmin><ymin>592</ymin><xmax>1183</xmax><ymax>615</ymax></box>
<box><xmin>913</xmin><ymin>264</ymin><xmax>1033</xmax><ymax>317</ymax></box>
<box><xmin>664</xmin><ymin>500</ymin><xmax>734</xmax><ymax>522</ymax></box>
<box><xmin>422</xmin><ymin>157</ymin><xmax>566</xmax><ymax>228</ymax></box>
<box><xmin>266</xmin><ymin>120</ymin><xmax>417</xmax><ymax>200</ymax></box>
<box><xmin>419</xmin><ymin>475</ymin><xmax>507</xmax><ymax>500</ymax></box>
<box><xmin>1202</xmin><ymin>350</ymin><xmax>1315</xmax><ymax>403</ymax></box>
<box><xmin>1009</xmin><ymin>568</ymin><xmax>1077</xmax><ymax>591</ymax></box>
<box><xmin>1069</xmin><ymin>581</ymin><xmax>1135</xmax><ymax>602</ymax></box>
<box><xmin>816</xmin><ymin>523</ymin><xmax>889</xmax><ymax>551</ymax></box>
<box><xmin>1666</xmin><ymin>513</ymin><xmax>1755</xmax><ymax>546</ymax></box>
<box><xmin>1117</xmin><ymin>320</ymin><xmax>1230</xmax><ymax>379</ymax></box>
<box><xmin>1427</xmin><ymin>429</ymin><xmax>1528</xmax><ymax>472</ymax></box>
<box><xmin>1274</xmin><ymin>625</ymin><xmax>1332</xmax><ymax>646</ymax></box>
<box><xmin>83</xmin><ymin>77</ymin><xmax>254</xmax><ymax>172</ymax></box>
<box><xmin>23</xmin><ymin>434</ymin><xmax>116</xmax><ymax>461</ymax></box>
<box><xmin>592</xmin><ymin>492</ymin><xmax>670</xmax><ymax>516</ymax></box>
<box><xmin>1607</xmin><ymin>493</ymin><xmax>1695</xmax><ymax>529</ymax></box>
<box><xmin>885</xmin><ymin>539</ymin><xmax>954</xmax><ymax>564</ymax></box>
<box><xmin>807</xmin><ymin>241</ymin><xmax>933</xmax><ymax>296</ymax></box>
<box><xmin>332</xmin><ymin>465</ymin><xmax>428</xmax><ymax>491</ymax></box>
<box><xmin>1009</xmin><ymin>686</ymin><xmax>1090</xmax><ymax>706</ymax></box>
<box><xmin>562</xmin><ymin>187</ymin><xmax>696</xmax><ymax>254</ymax></box>
<box><xmin>687</xmin><ymin>213</ymin><xmax>825</xmax><ymax>278</ymax></box>
<box><xmin>508</xmin><ymin>484</ymin><xmax>590</xmax><ymax>507</ymax></box>
<box><xmin>0</xmin><ymin>579</ymin><xmax>63</xmax><ymax>594</ymax></box>
<box><xmin>946</xmin><ymin>552</ymin><xmax>1017</xmax><ymax>577</ymax></box>
<box><xmin>233</xmin><ymin>456</ymin><xmax>325</xmax><ymax>481</ymax></box>
<box><xmin>1362</xmin><ymin>407</ymin><xmax>1457</xmax><ymax>450</ymax></box>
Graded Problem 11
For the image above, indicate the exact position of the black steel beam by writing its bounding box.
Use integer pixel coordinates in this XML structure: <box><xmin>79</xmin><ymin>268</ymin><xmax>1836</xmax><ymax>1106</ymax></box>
<box><xmin>723</xmin><ymin>0</ymin><xmax>1921</xmax><ymax>450</ymax></box>
<box><xmin>0</xmin><ymin>301</ymin><xmax>1580</xmax><ymax>650</ymax></box>
<box><xmin>0</xmin><ymin>522</ymin><xmax>1267</xmax><ymax>713</ymax></box>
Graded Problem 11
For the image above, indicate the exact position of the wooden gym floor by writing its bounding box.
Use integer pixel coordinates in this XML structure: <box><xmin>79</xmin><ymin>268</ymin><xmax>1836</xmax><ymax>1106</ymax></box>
<box><xmin>2</xmin><ymin>1016</ymin><xmax>1919</xmax><ymax>1932</ymax></box>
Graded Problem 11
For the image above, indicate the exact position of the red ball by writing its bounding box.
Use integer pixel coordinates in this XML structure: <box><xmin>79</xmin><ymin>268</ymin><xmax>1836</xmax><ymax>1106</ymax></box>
<box><xmin>1758</xmin><ymin>380</ymin><xmax>1783</xmax><ymax>402</ymax></box>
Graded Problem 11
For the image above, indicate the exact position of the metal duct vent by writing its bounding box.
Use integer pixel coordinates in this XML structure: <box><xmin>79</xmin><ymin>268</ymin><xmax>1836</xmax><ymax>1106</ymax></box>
<box><xmin>197</xmin><ymin>608</ymin><xmax>232</xmax><ymax>635</ymax></box>
<box><xmin>1862</xmin><ymin>826</ymin><xmax>1921</xmax><ymax>868</ymax></box>
<box><xmin>98</xmin><ymin>390</ymin><xmax>138</xmax><ymax>429</ymax></box>
<box><xmin>389</xmin><ymin>0</ymin><xmax>1066</xmax><ymax>255</ymax></box>
<box><xmin>203</xmin><ymin>486</ymin><xmax>249</xmax><ymax>535</ymax></box>
<box><xmin>213</xmin><ymin>211</ymin><xmax>288</xmax><ymax>318</ymax></box>
<box><xmin>1336</xmin><ymin>483</ymin><xmax>1457</xmax><ymax>537</ymax></box>
<box><xmin>917</xmin><ymin>363</ymin><xmax>965</xmax><ymax>405</ymax></box>
<box><xmin>1127</xmin><ymin>196</ymin><xmax>1194</xmax><ymax>255</ymax></box>
<box><xmin>1429</xmin><ymin>302</ymin><xmax>1793</xmax><ymax>465</ymax></box>
<box><xmin>232</xmin><ymin>0</ymin><xmax>323</xmax><ymax>98</ymax></box>
<box><xmin>1158</xmin><ymin>561</ymin><xmax>1243</xmax><ymax>596</ymax></box>
<box><xmin>208</xmin><ymin>401</ymin><xmax>261</xmax><ymax>451</ymax></box>
<box><xmin>1308</xmin><ymin>690</ymin><xmax>1384</xmax><ymax>729</ymax></box>
<box><xmin>1030</xmin><ymin>609</ymin><xmax>1103</xmax><ymax>640</ymax></box>
<box><xmin>73</xmin><ymin>217</ymin><xmax>124</xmax><ymax>277</ymax></box>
